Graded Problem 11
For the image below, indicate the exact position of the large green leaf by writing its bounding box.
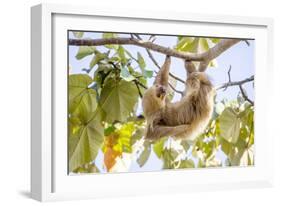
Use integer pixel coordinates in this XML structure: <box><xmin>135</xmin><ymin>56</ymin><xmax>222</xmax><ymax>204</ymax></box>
<box><xmin>75</xmin><ymin>46</ymin><xmax>96</xmax><ymax>60</ymax></box>
<box><xmin>68</xmin><ymin>74</ymin><xmax>96</xmax><ymax>119</ymax></box>
<box><xmin>219</xmin><ymin>108</ymin><xmax>241</xmax><ymax>144</ymax></box>
<box><xmin>69</xmin><ymin>109</ymin><xmax>104</xmax><ymax>172</ymax></box>
<box><xmin>68</xmin><ymin>74</ymin><xmax>103</xmax><ymax>172</ymax></box>
<box><xmin>70</xmin><ymin>89</ymin><xmax>98</xmax><ymax>123</ymax></box>
<box><xmin>99</xmin><ymin>79</ymin><xmax>138</xmax><ymax>123</ymax></box>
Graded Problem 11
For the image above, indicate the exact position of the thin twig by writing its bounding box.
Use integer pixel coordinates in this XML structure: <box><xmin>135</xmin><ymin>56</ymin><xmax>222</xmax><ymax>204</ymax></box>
<box><xmin>239</xmin><ymin>85</ymin><xmax>254</xmax><ymax>105</ymax></box>
<box><xmin>168</xmin><ymin>83</ymin><xmax>184</xmax><ymax>96</ymax></box>
<box><xmin>134</xmin><ymin>81</ymin><xmax>143</xmax><ymax>98</ymax></box>
<box><xmin>133</xmin><ymin>79</ymin><xmax>147</xmax><ymax>89</ymax></box>
<box><xmin>244</xmin><ymin>40</ymin><xmax>250</xmax><ymax>46</ymax></box>
<box><xmin>216</xmin><ymin>75</ymin><xmax>254</xmax><ymax>90</ymax></box>
<box><xmin>223</xmin><ymin>65</ymin><xmax>232</xmax><ymax>91</ymax></box>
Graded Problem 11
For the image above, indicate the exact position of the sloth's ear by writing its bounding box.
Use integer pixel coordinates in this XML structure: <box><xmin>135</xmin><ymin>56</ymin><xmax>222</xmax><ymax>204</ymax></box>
<box><xmin>154</xmin><ymin>55</ymin><xmax>171</xmax><ymax>86</ymax></box>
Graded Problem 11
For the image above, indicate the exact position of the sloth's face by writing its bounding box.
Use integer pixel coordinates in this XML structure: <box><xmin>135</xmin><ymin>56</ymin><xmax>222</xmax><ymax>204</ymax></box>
<box><xmin>155</xmin><ymin>84</ymin><xmax>167</xmax><ymax>100</ymax></box>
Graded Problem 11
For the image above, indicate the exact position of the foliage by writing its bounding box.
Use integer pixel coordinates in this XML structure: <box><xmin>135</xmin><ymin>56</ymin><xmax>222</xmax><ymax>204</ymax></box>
<box><xmin>68</xmin><ymin>32</ymin><xmax>254</xmax><ymax>173</ymax></box>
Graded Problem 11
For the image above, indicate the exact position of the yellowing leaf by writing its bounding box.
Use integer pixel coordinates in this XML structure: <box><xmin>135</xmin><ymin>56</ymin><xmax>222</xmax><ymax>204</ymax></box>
<box><xmin>104</xmin><ymin>147</ymin><xmax>122</xmax><ymax>171</ymax></box>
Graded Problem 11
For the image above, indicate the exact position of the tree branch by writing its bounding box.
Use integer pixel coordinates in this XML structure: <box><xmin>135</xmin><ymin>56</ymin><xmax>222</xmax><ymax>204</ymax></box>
<box><xmin>68</xmin><ymin>38</ymin><xmax>240</xmax><ymax>63</ymax></box>
<box><xmin>216</xmin><ymin>75</ymin><xmax>254</xmax><ymax>90</ymax></box>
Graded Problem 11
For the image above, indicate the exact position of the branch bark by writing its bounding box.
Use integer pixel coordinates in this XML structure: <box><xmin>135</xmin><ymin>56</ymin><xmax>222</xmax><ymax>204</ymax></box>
<box><xmin>68</xmin><ymin>38</ymin><xmax>240</xmax><ymax>63</ymax></box>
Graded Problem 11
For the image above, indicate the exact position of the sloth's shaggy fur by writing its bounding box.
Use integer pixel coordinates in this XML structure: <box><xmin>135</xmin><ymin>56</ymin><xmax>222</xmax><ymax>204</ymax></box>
<box><xmin>142</xmin><ymin>56</ymin><xmax>215</xmax><ymax>140</ymax></box>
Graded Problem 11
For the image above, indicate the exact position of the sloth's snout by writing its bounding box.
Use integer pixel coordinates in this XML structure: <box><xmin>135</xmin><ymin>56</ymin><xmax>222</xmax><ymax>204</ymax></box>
<box><xmin>156</xmin><ymin>86</ymin><xmax>167</xmax><ymax>99</ymax></box>
<box><xmin>159</xmin><ymin>86</ymin><xmax>166</xmax><ymax>94</ymax></box>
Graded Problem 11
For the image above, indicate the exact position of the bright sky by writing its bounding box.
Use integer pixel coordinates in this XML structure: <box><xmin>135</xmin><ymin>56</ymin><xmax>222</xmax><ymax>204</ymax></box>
<box><xmin>68</xmin><ymin>31</ymin><xmax>255</xmax><ymax>173</ymax></box>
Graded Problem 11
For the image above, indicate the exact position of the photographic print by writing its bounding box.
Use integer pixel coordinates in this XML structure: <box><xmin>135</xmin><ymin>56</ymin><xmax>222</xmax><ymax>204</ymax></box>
<box><xmin>68</xmin><ymin>31</ymin><xmax>254</xmax><ymax>174</ymax></box>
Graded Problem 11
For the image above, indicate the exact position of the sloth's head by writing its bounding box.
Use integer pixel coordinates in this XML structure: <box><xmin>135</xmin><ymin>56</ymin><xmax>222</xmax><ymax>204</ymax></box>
<box><xmin>155</xmin><ymin>84</ymin><xmax>167</xmax><ymax>100</ymax></box>
<box><xmin>142</xmin><ymin>84</ymin><xmax>167</xmax><ymax>117</ymax></box>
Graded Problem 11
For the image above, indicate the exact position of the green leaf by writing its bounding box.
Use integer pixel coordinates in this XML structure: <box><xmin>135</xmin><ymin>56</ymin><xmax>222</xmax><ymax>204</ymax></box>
<box><xmin>210</xmin><ymin>38</ymin><xmax>221</xmax><ymax>43</ymax></box>
<box><xmin>200</xmin><ymin>38</ymin><xmax>210</xmax><ymax>51</ymax></box>
<box><xmin>69</xmin><ymin>109</ymin><xmax>104</xmax><ymax>172</ymax></box>
<box><xmin>180</xmin><ymin>140</ymin><xmax>190</xmax><ymax>151</ymax></box>
<box><xmin>99</xmin><ymin>79</ymin><xmax>138</xmax><ymax>123</ymax></box>
<box><xmin>73</xmin><ymin>32</ymin><xmax>84</xmax><ymax>38</ymax></box>
<box><xmin>219</xmin><ymin>108</ymin><xmax>241</xmax><ymax>144</ymax></box>
<box><xmin>175</xmin><ymin>37</ymin><xmax>194</xmax><ymax>51</ymax></box>
<box><xmin>143</xmin><ymin>70</ymin><xmax>153</xmax><ymax>78</ymax></box>
<box><xmin>75</xmin><ymin>46</ymin><xmax>96</xmax><ymax>60</ymax></box>
<box><xmin>176</xmin><ymin>37</ymin><xmax>219</xmax><ymax>68</ymax></box>
<box><xmin>89</xmin><ymin>51</ymin><xmax>108</xmax><ymax>69</ymax></box>
<box><xmin>102</xmin><ymin>33</ymin><xmax>118</xmax><ymax>39</ymax></box>
<box><xmin>73</xmin><ymin>163</ymin><xmax>100</xmax><ymax>173</ymax></box>
<box><xmin>70</xmin><ymin>89</ymin><xmax>98</xmax><ymax>123</ymax></box>
<box><xmin>120</xmin><ymin>66</ymin><xmax>135</xmax><ymax>81</ymax></box>
<box><xmin>137</xmin><ymin>52</ymin><xmax>146</xmax><ymax>70</ymax></box>
<box><xmin>178</xmin><ymin>159</ymin><xmax>195</xmax><ymax>168</ymax></box>
<box><xmin>137</xmin><ymin>145</ymin><xmax>151</xmax><ymax>167</ymax></box>
<box><xmin>178</xmin><ymin>38</ymin><xmax>199</xmax><ymax>52</ymax></box>
<box><xmin>215</xmin><ymin>102</ymin><xmax>225</xmax><ymax>115</ymax></box>
<box><xmin>117</xmin><ymin>46</ymin><xmax>127</xmax><ymax>64</ymax></box>
<box><xmin>153</xmin><ymin>138</ymin><xmax>166</xmax><ymax>158</ymax></box>
<box><xmin>131</xmin><ymin>127</ymin><xmax>145</xmax><ymax>145</ymax></box>
<box><xmin>104</xmin><ymin>125</ymin><xmax>116</xmax><ymax>136</ymax></box>
<box><xmin>114</xmin><ymin>122</ymin><xmax>135</xmax><ymax>153</ymax></box>
<box><xmin>220</xmin><ymin>138</ymin><xmax>232</xmax><ymax>155</ymax></box>
<box><xmin>68</xmin><ymin>75</ymin><xmax>96</xmax><ymax>120</ymax></box>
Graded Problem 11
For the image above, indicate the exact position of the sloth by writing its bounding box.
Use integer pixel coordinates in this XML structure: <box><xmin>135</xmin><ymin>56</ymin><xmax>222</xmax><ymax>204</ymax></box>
<box><xmin>142</xmin><ymin>56</ymin><xmax>215</xmax><ymax>140</ymax></box>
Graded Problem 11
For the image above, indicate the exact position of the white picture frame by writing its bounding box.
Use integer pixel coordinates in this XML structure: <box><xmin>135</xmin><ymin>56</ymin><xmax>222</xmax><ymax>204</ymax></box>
<box><xmin>31</xmin><ymin>3</ymin><xmax>274</xmax><ymax>202</ymax></box>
